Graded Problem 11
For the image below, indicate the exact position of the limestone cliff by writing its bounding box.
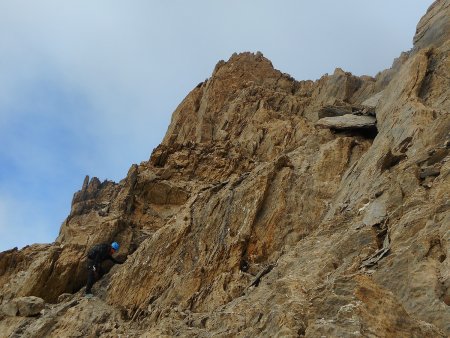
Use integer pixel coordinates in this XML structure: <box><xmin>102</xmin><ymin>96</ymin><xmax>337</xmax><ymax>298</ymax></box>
<box><xmin>1</xmin><ymin>1</ymin><xmax>449</xmax><ymax>337</ymax></box>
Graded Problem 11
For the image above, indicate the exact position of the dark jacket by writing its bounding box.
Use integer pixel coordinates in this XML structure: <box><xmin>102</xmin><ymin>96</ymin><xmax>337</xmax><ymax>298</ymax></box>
<box><xmin>87</xmin><ymin>243</ymin><xmax>121</xmax><ymax>266</ymax></box>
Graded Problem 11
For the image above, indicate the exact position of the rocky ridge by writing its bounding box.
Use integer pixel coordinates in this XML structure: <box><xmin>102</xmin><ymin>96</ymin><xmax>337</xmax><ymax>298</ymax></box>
<box><xmin>1</xmin><ymin>1</ymin><xmax>449</xmax><ymax>337</ymax></box>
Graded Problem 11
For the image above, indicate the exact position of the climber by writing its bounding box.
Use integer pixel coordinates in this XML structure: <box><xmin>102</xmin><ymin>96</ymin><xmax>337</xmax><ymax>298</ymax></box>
<box><xmin>85</xmin><ymin>241</ymin><xmax>124</xmax><ymax>297</ymax></box>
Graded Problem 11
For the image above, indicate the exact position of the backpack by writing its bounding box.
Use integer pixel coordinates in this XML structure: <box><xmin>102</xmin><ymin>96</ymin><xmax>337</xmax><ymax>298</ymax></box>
<box><xmin>87</xmin><ymin>243</ymin><xmax>103</xmax><ymax>260</ymax></box>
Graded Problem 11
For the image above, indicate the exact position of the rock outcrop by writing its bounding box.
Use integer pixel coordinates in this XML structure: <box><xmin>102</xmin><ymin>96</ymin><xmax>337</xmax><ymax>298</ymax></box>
<box><xmin>316</xmin><ymin>114</ymin><xmax>377</xmax><ymax>131</ymax></box>
<box><xmin>1</xmin><ymin>297</ymin><xmax>45</xmax><ymax>317</ymax></box>
<box><xmin>1</xmin><ymin>1</ymin><xmax>449</xmax><ymax>337</ymax></box>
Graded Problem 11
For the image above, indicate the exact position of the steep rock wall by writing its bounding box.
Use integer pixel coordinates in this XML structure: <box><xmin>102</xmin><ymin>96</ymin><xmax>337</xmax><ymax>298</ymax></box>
<box><xmin>1</xmin><ymin>1</ymin><xmax>449</xmax><ymax>337</ymax></box>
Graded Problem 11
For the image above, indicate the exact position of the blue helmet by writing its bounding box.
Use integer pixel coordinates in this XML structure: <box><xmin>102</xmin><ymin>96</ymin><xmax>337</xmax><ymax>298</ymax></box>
<box><xmin>111</xmin><ymin>242</ymin><xmax>120</xmax><ymax>251</ymax></box>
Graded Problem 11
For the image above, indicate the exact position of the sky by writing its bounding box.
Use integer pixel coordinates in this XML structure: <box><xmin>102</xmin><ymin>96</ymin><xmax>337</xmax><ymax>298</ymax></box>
<box><xmin>0</xmin><ymin>1</ymin><xmax>434</xmax><ymax>252</ymax></box>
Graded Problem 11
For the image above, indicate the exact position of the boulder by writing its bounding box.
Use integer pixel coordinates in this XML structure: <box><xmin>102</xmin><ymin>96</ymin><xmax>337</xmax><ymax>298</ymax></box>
<box><xmin>363</xmin><ymin>200</ymin><xmax>387</xmax><ymax>227</ymax></box>
<box><xmin>15</xmin><ymin>296</ymin><xmax>45</xmax><ymax>317</ymax></box>
<box><xmin>1</xmin><ymin>296</ymin><xmax>44</xmax><ymax>317</ymax></box>
<box><xmin>1</xmin><ymin>301</ymin><xmax>18</xmax><ymax>316</ymax></box>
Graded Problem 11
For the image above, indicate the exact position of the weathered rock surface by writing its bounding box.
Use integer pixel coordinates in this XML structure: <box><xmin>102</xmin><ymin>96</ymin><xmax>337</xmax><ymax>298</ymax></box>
<box><xmin>316</xmin><ymin>114</ymin><xmax>377</xmax><ymax>131</ymax></box>
<box><xmin>15</xmin><ymin>297</ymin><xmax>45</xmax><ymax>317</ymax></box>
<box><xmin>413</xmin><ymin>0</ymin><xmax>450</xmax><ymax>50</ymax></box>
<box><xmin>317</xmin><ymin>104</ymin><xmax>353</xmax><ymax>119</ymax></box>
<box><xmin>1</xmin><ymin>297</ymin><xmax>44</xmax><ymax>317</ymax></box>
<box><xmin>1</xmin><ymin>1</ymin><xmax>449</xmax><ymax>337</ymax></box>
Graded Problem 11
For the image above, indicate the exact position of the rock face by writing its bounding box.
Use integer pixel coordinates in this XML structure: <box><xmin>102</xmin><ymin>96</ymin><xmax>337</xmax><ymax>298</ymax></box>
<box><xmin>1</xmin><ymin>297</ymin><xmax>45</xmax><ymax>317</ymax></box>
<box><xmin>1</xmin><ymin>1</ymin><xmax>449</xmax><ymax>337</ymax></box>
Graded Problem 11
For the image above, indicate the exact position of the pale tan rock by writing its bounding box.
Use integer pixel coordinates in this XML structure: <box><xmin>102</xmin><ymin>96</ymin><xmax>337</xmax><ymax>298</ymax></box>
<box><xmin>413</xmin><ymin>0</ymin><xmax>450</xmax><ymax>50</ymax></box>
<box><xmin>1</xmin><ymin>296</ymin><xmax>45</xmax><ymax>317</ymax></box>
<box><xmin>316</xmin><ymin>114</ymin><xmax>377</xmax><ymax>130</ymax></box>
<box><xmin>362</xmin><ymin>199</ymin><xmax>387</xmax><ymax>226</ymax></box>
<box><xmin>361</xmin><ymin>90</ymin><xmax>383</xmax><ymax>108</ymax></box>
<box><xmin>1</xmin><ymin>301</ymin><xmax>18</xmax><ymax>317</ymax></box>
<box><xmin>15</xmin><ymin>296</ymin><xmax>45</xmax><ymax>317</ymax></box>
<box><xmin>0</xmin><ymin>1</ymin><xmax>449</xmax><ymax>337</ymax></box>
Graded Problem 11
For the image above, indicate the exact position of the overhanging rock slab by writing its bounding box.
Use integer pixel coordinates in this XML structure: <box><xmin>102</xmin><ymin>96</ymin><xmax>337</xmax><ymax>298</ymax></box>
<box><xmin>316</xmin><ymin>114</ymin><xmax>377</xmax><ymax>131</ymax></box>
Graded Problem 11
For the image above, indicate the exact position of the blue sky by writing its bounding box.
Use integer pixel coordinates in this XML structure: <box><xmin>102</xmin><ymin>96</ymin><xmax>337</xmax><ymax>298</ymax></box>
<box><xmin>0</xmin><ymin>1</ymin><xmax>434</xmax><ymax>251</ymax></box>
